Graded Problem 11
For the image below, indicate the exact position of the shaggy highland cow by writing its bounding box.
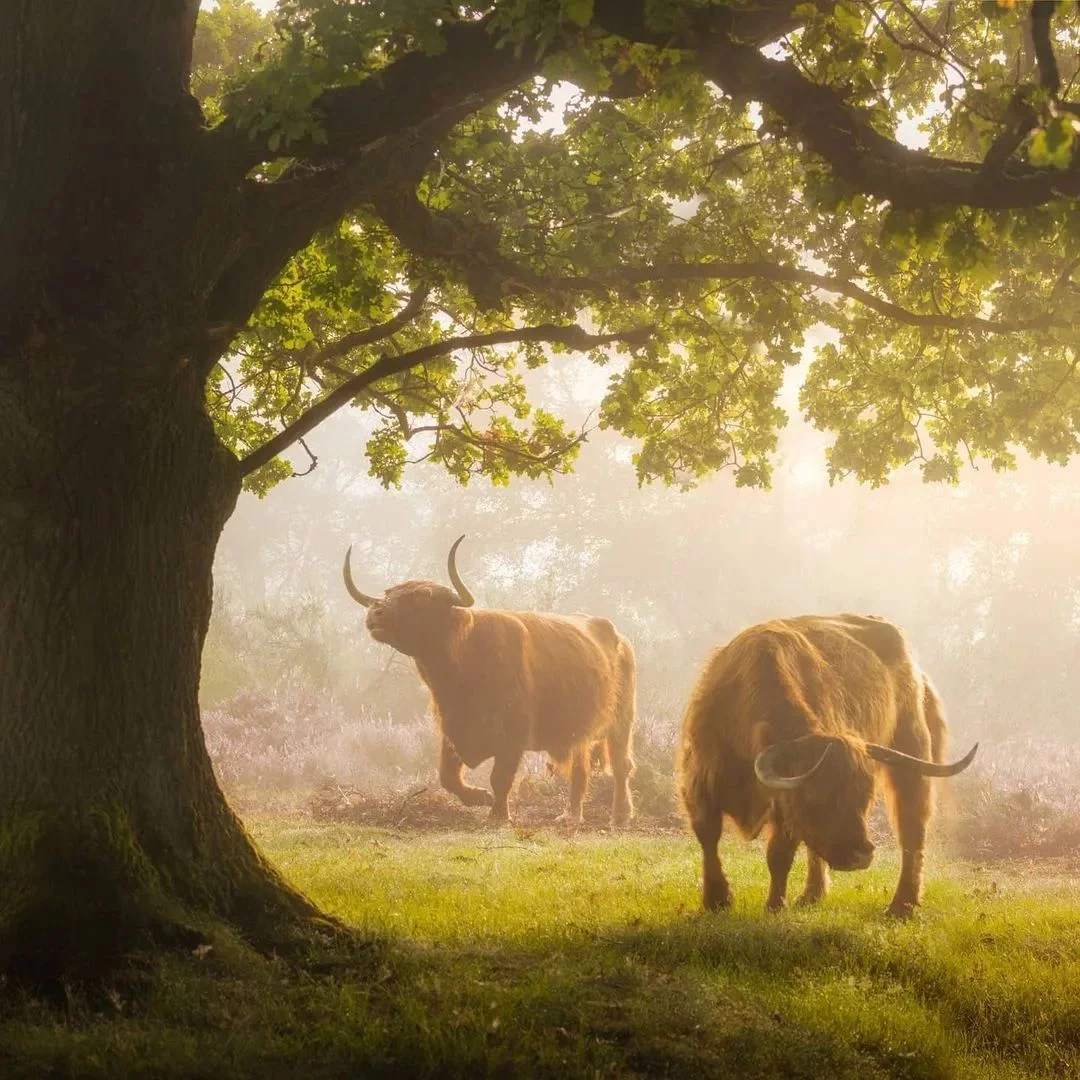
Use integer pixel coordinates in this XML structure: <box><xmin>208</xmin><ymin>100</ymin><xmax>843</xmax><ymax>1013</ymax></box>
<box><xmin>343</xmin><ymin>536</ymin><xmax>636</xmax><ymax>825</ymax></box>
<box><xmin>679</xmin><ymin>613</ymin><xmax>977</xmax><ymax>918</ymax></box>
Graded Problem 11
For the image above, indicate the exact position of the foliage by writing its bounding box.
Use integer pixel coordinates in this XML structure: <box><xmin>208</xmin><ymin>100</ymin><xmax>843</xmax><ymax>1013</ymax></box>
<box><xmin>193</xmin><ymin>0</ymin><xmax>1080</xmax><ymax>495</ymax></box>
<box><xmin>3</xmin><ymin>826</ymin><xmax>1079</xmax><ymax>1077</ymax></box>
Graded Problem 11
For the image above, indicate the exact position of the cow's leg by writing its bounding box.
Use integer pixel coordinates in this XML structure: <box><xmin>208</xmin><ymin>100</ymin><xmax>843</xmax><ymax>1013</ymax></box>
<box><xmin>884</xmin><ymin>770</ymin><xmax>931</xmax><ymax>918</ymax></box>
<box><xmin>554</xmin><ymin>747</ymin><xmax>589</xmax><ymax>825</ymax></box>
<box><xmin>797</xmin><ymin>853</ymin><xmax>830</xmax><ymax>907</ymax></box>
<box><xmin>488</xmin><ymin>746</ymin><xmax>524</xmax><ymax>824</ymax></box>
<box><xmin>438</xmin><ymin>737</ymin><xmax>494</xmax><ymax>809</ymax></box>
<box><xmin>690</xmin><ymin>812</ymin><xmax>731</xmax><ymax>910</ymax></box>
<box><xmin>608</xmin><ymin>643</ymin><xmax>636</xmax><ymax>827</ymax></box>
<box><xmin>765</xmin><ymin>826</ymin><xmax>799</xmax><ymax>913</ymax></box>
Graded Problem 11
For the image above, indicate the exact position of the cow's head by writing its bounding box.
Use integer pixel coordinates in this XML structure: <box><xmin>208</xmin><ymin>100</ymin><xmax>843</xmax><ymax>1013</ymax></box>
<box><xmin>342</xmin><ymin>535</ymin><xmax>475</xmax><ymax>657</ymax></box>
<box><xmin>754</xmin><ymin>735</ymin><xmax>978</xmax><ymax>872</ymax></box>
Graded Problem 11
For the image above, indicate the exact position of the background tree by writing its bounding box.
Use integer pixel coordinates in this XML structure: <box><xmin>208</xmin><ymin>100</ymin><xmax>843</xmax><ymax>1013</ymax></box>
<box><xmin>5</xmin><ymin>0</ymin><xmax>1080</xmax><ymax>983</ymax></box>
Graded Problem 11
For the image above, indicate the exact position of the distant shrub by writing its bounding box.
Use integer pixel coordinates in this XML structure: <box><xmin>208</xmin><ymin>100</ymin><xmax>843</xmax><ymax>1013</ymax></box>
<box><xmin>945</xmin><ymin>737</ymin><xmax>1080</xmax><ymax>860</ymax></box>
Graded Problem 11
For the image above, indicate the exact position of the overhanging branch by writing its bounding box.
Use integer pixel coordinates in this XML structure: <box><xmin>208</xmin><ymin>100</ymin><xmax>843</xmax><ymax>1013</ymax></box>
<box><xmin>209</xmin><ymin>13</ymin><xmax>541</xmax><ymax>174</ymax></box>
<box><xmin>238</xmin><ymin>322</ymin><xmax>654</xmax><ymax>477</ymax></box>
<box><xmin>1031</xmin><ymin>0</ymin><xmax>1061</xmax><ymax>96</ymax></box>
<box><xmin>697</xmin><ymin>37</ymin><xmax>1080</xmax><ymax>209</ymax></box>
<box><xmin>304</xmin><ymin>285</ymin><xmax>430</xmax><ymax>368</ymax></box>
<box><xmin>579</xmin><ymin>261</ymin><xmax>1073</xmax><ymax>333</ymax></box>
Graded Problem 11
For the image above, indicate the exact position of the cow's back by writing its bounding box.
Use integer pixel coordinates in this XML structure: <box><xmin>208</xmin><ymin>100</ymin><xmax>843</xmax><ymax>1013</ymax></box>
<box><xmin>515</xmin><ymin>612</ymin><xmax>623</xmax><ymax>756</ymax></box>
<box><xmin>428</xmin><ymin>608</ymin><xmax>624</xmax><ymax>762</ymax></box>
<box><xmin>689</xmin><ymin>614</ymin><xmax>914</xmax><ymax>756</ymax></box>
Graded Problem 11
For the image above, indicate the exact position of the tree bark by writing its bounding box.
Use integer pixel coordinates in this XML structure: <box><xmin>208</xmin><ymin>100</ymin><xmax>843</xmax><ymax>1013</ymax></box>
<box><xmin>0</xmin><ymin>368</ymin><xmax>323</xmax><ymax>984</ymax></box>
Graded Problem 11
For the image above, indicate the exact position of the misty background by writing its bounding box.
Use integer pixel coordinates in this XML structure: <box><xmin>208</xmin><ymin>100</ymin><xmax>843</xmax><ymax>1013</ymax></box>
<box><xmin>202</xmin><ymin>328</ymin><xmax>1080</xmax><ymax>850</ymax></box>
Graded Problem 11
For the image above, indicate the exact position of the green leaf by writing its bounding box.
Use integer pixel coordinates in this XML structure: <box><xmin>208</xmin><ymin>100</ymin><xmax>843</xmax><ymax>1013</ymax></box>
<box><xmin>562</xmin><ymin>0</ymin><xmax>594</xmax><ymax>28</ymax></box>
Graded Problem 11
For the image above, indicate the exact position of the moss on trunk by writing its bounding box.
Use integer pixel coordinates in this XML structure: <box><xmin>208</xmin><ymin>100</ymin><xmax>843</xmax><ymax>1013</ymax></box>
<box><xmin>0</xmin><ymin>382</ymin><xmax>329</xmax><ymax>986</ymax></box>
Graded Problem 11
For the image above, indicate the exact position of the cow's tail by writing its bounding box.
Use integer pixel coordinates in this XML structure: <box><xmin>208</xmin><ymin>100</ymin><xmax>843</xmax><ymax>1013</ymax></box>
<box><xmin>922</xmin><ymin>675</ymin><xmax>948</xmax><ymax>764</ymax></box>
<box><xmin>609</xmin><ymin>638</ymin><xmax>636</xmax><ymax>778</ymax></box>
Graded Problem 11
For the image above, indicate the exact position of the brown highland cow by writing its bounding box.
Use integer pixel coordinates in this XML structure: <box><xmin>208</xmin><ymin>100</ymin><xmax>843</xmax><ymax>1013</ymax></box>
<box><xmin>679</xmin><ymin>613</ymin><xmax>977</xmax><ymax>918</ymax></box>
<box><xmin>343</xmin><ymin>536</ymin><xmax>636</xmax><ymax>825</ymax></box>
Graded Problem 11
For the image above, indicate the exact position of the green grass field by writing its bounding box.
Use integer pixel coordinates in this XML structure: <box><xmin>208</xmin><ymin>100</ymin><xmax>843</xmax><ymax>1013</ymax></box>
<box><xmin>3</xmin><ymin>819</ymin><xmax>1079</xmax><ymax>1078</ymax></box>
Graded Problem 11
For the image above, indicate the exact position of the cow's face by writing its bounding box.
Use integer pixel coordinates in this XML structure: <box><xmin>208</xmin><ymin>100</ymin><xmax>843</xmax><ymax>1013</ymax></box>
<box><xmin>756</xmin><ymin>731</ymin><xmax>979</xmax><ymax>871</ymax></box>
<box><xmin>757</xmin><ymin>734</ymin><xmax>877</xmax><ymax>872</ymax></box>
<box><xmin>342</xmin><ymin>535</ymin><xmax>476</xmax><ymax>657</ymax></box>
<box><xmin>364</xmin><ymin>581</ymin><xmax>463</xmax><ymax>656</ymax></box>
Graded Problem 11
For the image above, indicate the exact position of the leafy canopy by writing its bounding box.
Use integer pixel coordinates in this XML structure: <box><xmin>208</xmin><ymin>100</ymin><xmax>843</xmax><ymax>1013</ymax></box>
<box><xmin>195</xmin><ymin>0</ymin><xmax>1080</xmax><ymax>494</ymax></box>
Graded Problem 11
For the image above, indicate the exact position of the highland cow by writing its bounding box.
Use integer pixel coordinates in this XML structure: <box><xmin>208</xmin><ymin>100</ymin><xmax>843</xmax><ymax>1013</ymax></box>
<box><xmin>678</xmin><ymin>613</ymin><xmax>977</xmax><ymax>918</ymax></box>
<box><xmin>343</xmin><ymin>536</ymin><xmax>636</xmax><ymax>826</ymax></box>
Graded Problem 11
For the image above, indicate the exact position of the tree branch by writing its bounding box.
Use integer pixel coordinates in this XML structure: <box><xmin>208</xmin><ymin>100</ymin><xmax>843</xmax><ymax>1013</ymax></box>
<box><xmin>697</xmin><ymin>37</ymin><xmax>1080</xmax><ymax>209</ymax></box>
<box><xmin>578</xmin><ymin>260</ymin><xmax>1073</xmax><ymax>333</ymax></box>
<box><xmin>302</xmin><ymin>285</ymin><xmax>430</xmax><ymax>369</ymax></box>
<box><xmin>208</xmin><ymin>13</ymin><xmax>541</xmax><ymax>174</ymax></box>
<box><xmin>239</xmin><ymin>323</ymin><xmax>654</xmax><ymax>477</ymax></box>
<box><xmin>1031</xmin><ymin>0</ymin><xmax>1061</xmax><ymax>96</ymax></box>
<box><xmin>199</xmin><ymin>0</ymin><xmax>820</xmax><ymax>347</ymax></box>
<box><xmin>371</xmin><ymin>188</ymin><xmax>557</xmax><ymax>310</ymax></box>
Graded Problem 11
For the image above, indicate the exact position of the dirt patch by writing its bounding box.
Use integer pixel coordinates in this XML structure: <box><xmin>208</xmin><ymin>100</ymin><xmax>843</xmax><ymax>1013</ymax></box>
<box><xmin>309</xmin><ymin>771</ymin><xmax>684</xmax><ymax>833</ymax></box>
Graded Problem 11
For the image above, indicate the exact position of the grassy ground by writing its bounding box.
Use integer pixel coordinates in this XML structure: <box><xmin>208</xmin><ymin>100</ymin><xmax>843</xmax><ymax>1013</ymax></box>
<box><xmin>3</xmin><ymin>819</ymin><xmax>1080</xmax><ymax>1079</ymax></box>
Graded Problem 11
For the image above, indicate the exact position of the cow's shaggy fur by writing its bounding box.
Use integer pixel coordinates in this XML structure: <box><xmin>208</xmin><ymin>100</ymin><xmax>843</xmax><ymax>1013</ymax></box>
<box><xmin>348</xmin><ymin>560</ymin><xmax>636</xmax><ymax>826</ymax></box>
<box><xmin>679</xmin><ymin>613</ymin><xmax>968</xmax><ymax>918</ymax></box>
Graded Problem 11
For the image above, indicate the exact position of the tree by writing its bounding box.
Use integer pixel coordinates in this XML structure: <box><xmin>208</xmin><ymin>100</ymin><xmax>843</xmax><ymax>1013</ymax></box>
<box><xmin>5</xmin><ymin>0</ymin><xmax>1080</xmax><ymax>983</ymax></box>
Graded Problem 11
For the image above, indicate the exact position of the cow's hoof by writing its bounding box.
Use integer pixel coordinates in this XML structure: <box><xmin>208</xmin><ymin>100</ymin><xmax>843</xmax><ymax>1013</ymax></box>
<box><xmin>886</xmin><ymin>900</ymin><xmax>917</xmax><ymax>920</ymax></box>
<box><xmin>554</xmin><ymin>810</ymin><xmax>583</xmax><ymax>828</ymax></box>
<box><xmin>611</xmin><ymin>810</ymin><xmax>632</xmax><ymax>829</ymax></box>
<box><xmin>795</xmin><ymin>891</ymin><xmax>825</xmax><ymax>908</ymax></box>
<box><xmin>702</xmin><ymin>885</ymin><xmax>733</xmax><ymax>912</ymax></box>
<box><xmin>764</xmin><ymin>897</ymin><xmax>786</xmax><ymax>914</ymax></box>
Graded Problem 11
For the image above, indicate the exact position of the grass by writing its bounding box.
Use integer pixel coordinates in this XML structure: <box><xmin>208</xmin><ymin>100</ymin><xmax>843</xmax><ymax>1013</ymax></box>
<box><xmin>3</xmin><ymin>820</ymin><xmax>1080</xmax><ymax>1079</ymax></box>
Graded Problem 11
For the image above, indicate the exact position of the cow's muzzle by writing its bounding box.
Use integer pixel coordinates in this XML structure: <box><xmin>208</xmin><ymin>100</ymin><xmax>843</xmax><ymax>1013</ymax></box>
<box><xmin>828</xmin><ymin>846</ymin><xmax>874</xmax><ymax>872</ymax></box>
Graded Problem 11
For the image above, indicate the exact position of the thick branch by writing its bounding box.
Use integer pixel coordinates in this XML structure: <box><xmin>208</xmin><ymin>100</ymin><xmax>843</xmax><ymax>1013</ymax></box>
<box><xmin>210</xmin><ymin>13</ymin><xmax>540</xmax><ymax>175</ymax></box>
<box><xmin>1031</xmin><ymin>0</ymin><xmax>1061</xmax><ymax>96</ymax></box>
<box><xmin>202</xmin><ymin>115</ymin><xmax>456</xmax><ymax>360</ymax></box>
<box><xmin>239</xmin><ymin>323</ymin><xmax>653</xmax><ymax>476</ymax></box>
<box><xmin>580</xmin><ymin>261</ymin><xmax>1073</xmax><ymax>334</ymax></box>
<box><xmin>200</xmin><ymin>0</ymin><xmax>817</xmax><ymax>342</ymax></box>
<box><xmin>372</xmin><ymin>189</ymin><xmax>556</xmax><ymax>310</ymax></box>
<box><xmin>698</xmin><ymin>38</ymin><xmax>1080</xmax><ymax>209</ymax></box>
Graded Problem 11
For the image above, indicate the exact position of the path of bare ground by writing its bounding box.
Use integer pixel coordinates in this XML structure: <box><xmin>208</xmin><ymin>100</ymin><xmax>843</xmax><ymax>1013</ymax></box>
<box><xmin>297</xmin><ymin>772</ymin><xmax>1080</xmax><ymax>868</ymax></box>
<box><xmin>306</xmin><ymin>771</ymin><xmax>686</xmax><ymax>833</ymax></box>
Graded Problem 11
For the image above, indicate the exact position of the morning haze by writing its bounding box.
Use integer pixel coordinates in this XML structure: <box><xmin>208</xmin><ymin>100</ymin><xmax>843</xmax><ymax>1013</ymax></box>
<box><xmin>3</xmin><ymin>2</ymin><xmax>1079</xmax><ymax>1077</ymax></box>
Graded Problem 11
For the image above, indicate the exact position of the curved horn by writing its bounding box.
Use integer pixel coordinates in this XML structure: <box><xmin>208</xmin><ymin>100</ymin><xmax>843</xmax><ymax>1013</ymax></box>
<box><xmin>754</xmin><ymin>741</ymin><xmax>832</xmax><ymax>791</ymax></box>
<box><xmin>866</xmin><ymin>741</ymin><xmax>979</xmax><ymax>777</ymax></box>
<box><xmin>342</xmin><ymin>545</ymin><xmax>379</xmax><ymax>608</ymax></box>
<box><xmin>446</xmin><ymin>534</ymin><xmax>475</xmax><ymax>608</ymax></box>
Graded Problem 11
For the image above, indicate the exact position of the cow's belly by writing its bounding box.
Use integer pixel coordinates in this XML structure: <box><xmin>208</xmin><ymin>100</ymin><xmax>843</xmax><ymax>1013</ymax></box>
<box><xmin>441</xmin><ymin>707</ymin><xmax>525</xmax><ymax>768</ymax></box>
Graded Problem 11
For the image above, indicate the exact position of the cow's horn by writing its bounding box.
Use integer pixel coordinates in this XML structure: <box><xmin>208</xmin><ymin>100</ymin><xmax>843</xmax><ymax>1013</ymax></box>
<box><xmin>446</xmin><ymin>534</ymin><xmax>475</xmax><ymax>608</ymax></box>
<box><xmin>342</xmin><ymin>545</ymin><xmax>379</xmax><ymax>608</ymax></box>
<box><xmin>754</xmin><ymin>741</ymin><xmax>832</xmax><ymax>791</ymax></box>
<box><xmin>866</xmin><ymin>741</ymin><xmax>979</xmax><ymax>777</ymax></box>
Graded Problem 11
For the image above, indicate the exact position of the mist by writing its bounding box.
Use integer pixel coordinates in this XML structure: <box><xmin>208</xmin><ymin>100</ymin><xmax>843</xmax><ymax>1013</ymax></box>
<box><xmin>205</xmin><ymin>334</ymin><xmax>1080</xmax><ymax>856</ymax></box>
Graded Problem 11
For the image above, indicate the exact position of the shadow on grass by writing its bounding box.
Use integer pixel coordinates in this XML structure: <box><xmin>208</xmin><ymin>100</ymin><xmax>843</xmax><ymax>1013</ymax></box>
<box><xmin>3</xmin><ymin>894</ymin><xmax>1078</xmax><ymax>1078</ymax></box>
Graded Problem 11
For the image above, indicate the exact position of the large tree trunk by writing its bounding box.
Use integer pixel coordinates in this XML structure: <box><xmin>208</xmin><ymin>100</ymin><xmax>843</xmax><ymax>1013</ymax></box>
<box><xmin>0</xmin><ymin>370</ymin><xmax>322</xmax><ymax>984</ymax></box>
<box><xmin>0</xmin><ymin>4</ymin><xmax>336</xmax><ymax>984</ymax></box>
